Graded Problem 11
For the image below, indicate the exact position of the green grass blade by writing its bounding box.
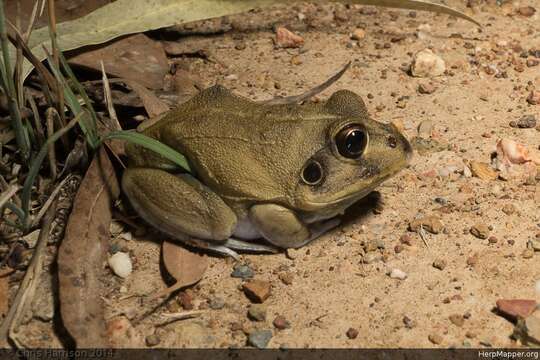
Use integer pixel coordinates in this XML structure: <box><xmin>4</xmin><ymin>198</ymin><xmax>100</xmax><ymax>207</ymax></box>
<box><xmin>21</xmin><ymin>112</ymin><xmax>84</xmax><ymax>229</ymax></box>
<box><xmin>103</xmin><ymin>130</ymin><xmax>192</xmax><ymax>173</ymax></box>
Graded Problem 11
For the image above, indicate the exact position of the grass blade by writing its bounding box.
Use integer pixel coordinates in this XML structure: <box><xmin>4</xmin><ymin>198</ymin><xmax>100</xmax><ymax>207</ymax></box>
<box><xmin>103</xmin><ymin>130</ymin><xmax>192</xmax><ymax>173</ymax></box>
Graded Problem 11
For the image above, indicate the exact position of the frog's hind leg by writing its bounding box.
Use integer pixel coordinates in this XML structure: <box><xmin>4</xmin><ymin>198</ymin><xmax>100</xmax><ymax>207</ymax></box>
<box><xmin>122</xmin><ymin>168</ymin><xmax>238</xmax><ymax>246</ymax></box>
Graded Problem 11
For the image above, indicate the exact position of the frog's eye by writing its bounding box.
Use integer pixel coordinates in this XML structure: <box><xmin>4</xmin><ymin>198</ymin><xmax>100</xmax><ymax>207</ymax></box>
<box><xmin>335</xmin><ymin>124</ymin><xmax>368</xmax><ymax>159</ymax></box>
<box><xmin>301</xmin><ymin>160</ymin><xmax>323</xmax><ymax>185</ymax></box>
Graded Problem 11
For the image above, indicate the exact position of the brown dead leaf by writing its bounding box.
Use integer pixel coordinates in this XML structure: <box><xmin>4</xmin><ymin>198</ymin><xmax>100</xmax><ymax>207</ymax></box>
<box><xmin>469</xmin><ymin>161</ymin><xmax>498</xmax><ymax>181</ymax></box>
<box><xmin>57</xmin><ymin>148</ymin><xmax>120</xmax><ymax>348</ymax></box>
<box><xmin>154</xmin><ymin>241</ymin><xmax>207</xmax><ymax>299</ymax></box>
<box><xmin>0</xmin><ymin>276</ymin><xmax>8</xmax><ymax>319</ymax></box>
<box><xmin>120</xmin><ymin>79</ymin><xmax>169</xmax><ymax>119</ymax></box>
<box><xmin>68</xmin><ymin>33</ymin><xmax>169</xmax><ymax>90</ymax></box>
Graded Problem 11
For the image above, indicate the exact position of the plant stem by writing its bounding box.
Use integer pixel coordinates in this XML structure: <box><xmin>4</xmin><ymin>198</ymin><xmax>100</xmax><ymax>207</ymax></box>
<box><xmin>0</xmin><ymin>0</ymin><xmax>30</xmax><ymax>159</ymax></box>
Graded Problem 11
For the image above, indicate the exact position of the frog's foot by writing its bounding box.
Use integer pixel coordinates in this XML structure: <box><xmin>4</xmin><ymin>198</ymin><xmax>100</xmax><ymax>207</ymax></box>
<box><xmin>182</xmin><ymin>237</ymin><xmax>278</xmax><ymax>260</ymax></box>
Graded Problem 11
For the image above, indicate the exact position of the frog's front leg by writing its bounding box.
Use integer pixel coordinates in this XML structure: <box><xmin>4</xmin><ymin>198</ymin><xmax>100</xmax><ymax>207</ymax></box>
<box><xmin>122</xmin><ymin>168</ymin><xmax>238</xmax><ymax>243</ymax></box>
<box><xmin>249</xmin><ymin>204</ymin><xmax>341</xmax><ymax>248</ymax></box>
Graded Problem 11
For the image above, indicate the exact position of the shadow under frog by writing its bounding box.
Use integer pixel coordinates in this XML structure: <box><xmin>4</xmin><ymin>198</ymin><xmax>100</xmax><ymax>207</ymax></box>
<box><xmin>122</xmin><ymin>83</ymin><xmax>412</xmax><ymax>259</ymax></box>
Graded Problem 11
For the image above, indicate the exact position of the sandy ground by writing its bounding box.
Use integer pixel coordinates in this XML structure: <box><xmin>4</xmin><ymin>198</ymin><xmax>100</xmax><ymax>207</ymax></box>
<box><xmin>16</xmin><ymin>0</ymin><xmax>540</xmax><ymax>349</ymax></box>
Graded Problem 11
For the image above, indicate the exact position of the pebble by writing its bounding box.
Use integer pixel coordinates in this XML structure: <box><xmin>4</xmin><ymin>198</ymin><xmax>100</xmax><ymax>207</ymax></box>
<box><xmin>409</xmin><ymin>216</ymin><xmax>444</xmax><ymax>234</ymax></box>
<box><xmin>428</xmin><ymin>333</ymin><xmax>443</xmax><ymax>345</ymax></box>
<box><xmin>273</xmin><ymin>315</ymin><xmax>290</xmax><ymax>330</ymax></box>
<box><xmin>469</xmin><ymin>161</ymin><xmax>498</xmax><ymax>181</ymax></box>
<box><xmin>351</xmin><ymin>29</ymin><xmax>366</xmax><ymax>41</ymax></box>
<box><xmin>510</xmin><ymin>115</ymin><xmax>536</xmax><ymax>129</ymax></box>
<box><xmin>417</xmin><ymin>120</ymin><xmax>433</xmax><ymax>139</ymax></box>
<box><xmin>527</xmin><ymin>59</ymin><xmax>539</xmax><ymax>67</ymax></box>
<box><xmin>145</xmin><ymin>334</ymin><xmax>160</xmax><ymax>347</ymax></box>
<box><xmin>403</xmin><ymin>315</ymin><xmax>416</xmax><ymax>329</ymax></box>
<box><xmin>496</xmin><ymin>299</ymin><xmax>537</xmax><ymax>319</ymax></box>
<box><xmin>107</xmin><ymin>252</ymin><xmax>132</xmax><ymax>278</ymax></box>
<box><xmin>449</xmin><ymin>314</ymin><xmax>465</xmax><ymax>327</ymax></box>
<box><xmin>231</xmin><ymin>264</ymin><xmax>254</xmax><ymax>279</ymax></box>
<box><xmin>243</xmin><ymin>280</ymin><xmax>271</xmax><ymax>303</ymax></box>
<box><xmin>286</xmin><ymin>248</ymin><xmax>300</xmax><ymax>260</ymax></box>
<box><xmin>470</xmin><ymin>223</ymin><xmax>490</xmax><ymax>239</ymax></box>
<box><xmin>346</xmin><ymin>327</ymin><xmax>359</xmax><ymax>339</ymax></box>
<box><xmin>522</xmin><ymin>249</ymin><xmax>534</xmax><ymax>259</ymax></box>
<box><xmin>517</xmin><ymin>6</ymin><xmax>536</xmax><ymax>17</ymax></box>
<box><xmin>432</xmin><ymin>259</ymin><xmax>447</xmax><ymax>270</ymax></box>
<box><xmin>362</xmin><ymin>252</ymin><xmax>382</xmax><ymax>264</ymax></box>
<box><xmin>389</xmin><ymin>268</ymin><xmax>408</xmax><ymax>280</ymax></box>
<box><xmin>411</xmin><ymin>49</ymin><xmax>446</xmax><ymax>77</ymax></box>
<box><xmin>178</xmin><ymin>291</ymin><xmax>193</xmax><ymax>310</ymax></box>
<box><xmin>248</xmin><ymin>330</ymin><xmax>273</xmax><ymax>348</ymax></box>
<box><xmin>278</xmin><ymin>272</ymin><xmax>294</xmax><ymax>285</ymax></box>
<box><xmin>502</xmin><ymin>204</ymin><xmax>516</xmax><ymax>215</ymax></box>
<box><xmin>418</xmin><ymin>83</ymin><xmax>437</xmax><ymax>94</ymax></box>
<box><xmin>274</xmin><ymin>27</ymin><xmax>304</xmax><ymax>48</ymax></box>
<box><xmin>209</xmin><ymin>297</ymin><xmax>225</xmax><ymax>310</ymax></box>
<box><xmin>527</xmin><ymin>90</ymin><xmax>540</xmax><ymax>105</ymax></box>
<box><xmin>248</xmin><ymin>304</ymin><xmax>267</xmax><ymax>321</ymax></box>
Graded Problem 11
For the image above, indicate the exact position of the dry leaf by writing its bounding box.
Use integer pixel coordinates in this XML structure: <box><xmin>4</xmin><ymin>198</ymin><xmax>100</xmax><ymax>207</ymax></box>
<box><xmin>120</xmin><ymin>79</ymin><xmax>170</xmax><ymax>118</ymax></box>
<box><xmin>0</xmin><ymin>277</ymin><xmax>8</xmax><ymax>319</ymax></box>
<box><xmin>68</xmin><ymin>34</ymin><xmax>169</xmax><ymax>90</ymax></box>
<box><xmin>469</xmin><ymin>161</ymin><xmax>498</xmax><ymax>181</ymax></box>
<box><xmin>11</xmin><ymin>0</ymin><xmax>479</xmax><ymax>81</ymax></box>
<box><xmin>154</xmin><ymin>241</ymin><xmax>207</xmax><ymax>298</ymax></box>
<box><xmin>57</xmin><ymin>148</ymin><xmax>120</xmax><ymax>348</ymax></box>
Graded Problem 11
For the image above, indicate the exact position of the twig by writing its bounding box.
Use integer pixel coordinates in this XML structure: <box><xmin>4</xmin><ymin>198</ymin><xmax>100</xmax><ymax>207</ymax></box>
<box><xmin>419</xmin><ymin>225</ymin><xmax>429</xmax><ymax>248</ymax></box>
<box><xmin>45</xmin><ymin>108</ymin><xmax>58</xmax><ymax>180</ymax></box>
<box><xmin>156</xmin><ymin>311</ymin><xmax>203</xmax><ymax>326</ymax></box>
<box><xmin>30</xmin><ymin>174</ymin><xmax>74</xmax><ymax>229</ymax></box>
<box><xmin>0</xmin><ymin>199</ymin><xmax>57</xmax><ymax>348</ymax></box>
<box><xmin>263</xmin><ymin>61</ymin><xmax>351</xmax><ymax>105</ymax></box>
<box><xmin>0</xmin><ymin>185</ymin><xmax>21</xmax><ymax>209</ymax></box>
<box><xmin>100</xmin><ymin>62</ymin><xmax>122</xmax><ymax>131</ymax></box>
<box><xmin>26</xmin><ymin>90</ymin><xmax>45</xmax><ymax>147</ymax></box>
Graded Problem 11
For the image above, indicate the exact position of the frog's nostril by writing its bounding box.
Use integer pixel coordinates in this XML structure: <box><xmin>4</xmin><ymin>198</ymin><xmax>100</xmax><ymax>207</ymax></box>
<box><xmin>387</xmin><ymin>136</ymin><xmax>397</xmax><ymax>148</ymax></box>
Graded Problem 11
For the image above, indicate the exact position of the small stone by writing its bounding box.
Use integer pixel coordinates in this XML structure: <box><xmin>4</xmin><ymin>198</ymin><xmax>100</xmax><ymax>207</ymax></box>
<box><xmin>274</xmin><ymin>27</ymin><xmax>304</xmax><ymax>48</ymax></box>
<box><xmin>428</xmin><ymin>333</ymin><xmax>443</xmax><ymax>345</ymax></box>
<box><xmin>469</xmin><ymin>161</ymin><xmax>498</xmax><ymax>181</ymax></box>
<box><xmin>522</xmin><ymin>249</ymin><xmax>534</xmax><ymax>259</ymax></box>
<box><xmin>466</xmin><ymin>254</ymin><xmax>479</xmax><ymax>266</ymax></box>
<box><xmin>517</xmin><ymin>6</ymin><xmax>536</xmax><ymax>17</ymax></box>
<box><xmin>107</xmin><ymin>252</ymin><xmax>132</xmax><ymax>278</ymax></box>
<box><xmin>409</xmin><ymin>216</ymin><xmax>444</xmax><ymax>234</ymax></box>
<box><xmin>145</xmin><ymin>334</ymin><xmax>160</xmax><ymax>347</ymax></box>
<box><xmin>248</xmin><ymin>304</ymin><xmax>267</xmax><ymax>321</ymax></box>
<box><xmin>417</xmin><ymin>120</ymin><xmax>434</xmax><ymax>139</ymax></box>
<box><xmin>400</xmin><ymin>234</ymin><xmax>413</xmax><ymax>246</ymax></box>
<box><xmin>230</xmin><ymin>322</ymin><xmax>243</xmax><ymax>332</ymax></box>
<box><xmin>389</xmin><ymin>268</ymin><xmax>407</xmax><ymax>280</ymax></box>
<box><xmin>178</xmin><ymin>291</ymin><xmax>193</xmax><ymax>310</ymax></box>
<box><xmin>351</xmin><ymin>29</ymin><xmax>366</xmax><ymax>40</ymax></box>
<box><xmin>470</xmin><ymin>223</ymin><xmax>490</xmax><ymax>239</ymax></box>
<box><xmin>286</xmin><ymin>248</ymin><xmax>300</xmax><ymax>260</ymax></box>
<box><xmin>432</xmin><ymin>259</ymin><xmax>447</xmax><ymax>270</ymax></box>
<box><xmin>449</xmin><ymin>314</ymin><xmax>465</xmax><ymax>327</ymax></box>
<box><xmin>502</xmin><ymin>203</ymin><xmax>516</xmax><ymax>215</ymax></box>
<box><xmin>465</xmin><ymin>331</ymin><xmax>476</xmax><ymax>339</ymax></box>
<box><xmin>527</xmin><ymin>59</ymin><xmax>539</xmax><ymax>67</ymax></box>
<box><xmin>488</xmin><ymin>236</ymin><xmax>498</xmax><ymax>244</ymax></box>
<box><xmin>496</xmin><ymin>299</ymin><xmax>537</xmax><ymax>319</ymax></box>
<box><xmin>231</xmin><ymin>264</ymin><xmax>254</xmax><ymax>279</ymax></box>
<box><xmin>243</xmin><ymin>280</ymin><xmax>271</xmax><ymax>303</ymax></box>
<box><xmin>411</xmin><ymin>49</ymin><xmax>446</xmax><ymax>77</ymax></box>
<box><xmin>346</xmin><ymin>327</ymin><xmax>359</xmax><ymax>339</ymax></box>
<box><xmin>510</xmin><ymin>115</ymin><xmax>536</xmax><ymax>129</ymax></box>
<box><xmin>527</xmin><ymin>91</ymin><xmax>540</xmax><ymax>105</ymax></box>
<box><xmin>248</xmin><ymin>330</ymin><xmax>273</xmax><ymax>348</ymax></box>
<box><xmin>278</xmin><ymin>272</ymin><xmax>294</xmax><ymax>285</ymax></box>
<box><xmin>418</xmin><ymin>83</ymin><xmax>437</xmax><ymax>94</ymax></box>
<box><xmin>273</xmin><ymin>315</ymin><xmax>290</xmax><ymax>330</ymax></box>
<box><xmin>209</xmin><ymin>297</ymin><xmax>225</xmax><ymax>310</ymax></box>
<box><xmin>394</xmin><ymin>244</ymin><xmax>404</xmax><ymax>254</ymax></box>
<box><xmin>403</xmin><ymin>316</ymin><xmax>416</xmax><ymax>329</ymax></box>
<box><xmin>362</xmin><ymin>252</ymin><xmax>382</xmax><ymax>264</ymax></box>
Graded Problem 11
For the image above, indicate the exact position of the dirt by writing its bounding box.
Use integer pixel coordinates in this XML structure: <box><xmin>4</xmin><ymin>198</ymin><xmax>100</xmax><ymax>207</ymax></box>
<box><xmin>14</xmin><ymin>0</ymin><xmax>540</xmax><ymax>349</ymax></box>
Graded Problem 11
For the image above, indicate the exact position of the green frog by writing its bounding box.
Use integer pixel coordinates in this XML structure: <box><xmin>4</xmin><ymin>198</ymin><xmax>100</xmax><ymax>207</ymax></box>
<box><xmin>122</xmin><ymin>85</ymin><xmax>412</xmax><ymax>258</ymax></box>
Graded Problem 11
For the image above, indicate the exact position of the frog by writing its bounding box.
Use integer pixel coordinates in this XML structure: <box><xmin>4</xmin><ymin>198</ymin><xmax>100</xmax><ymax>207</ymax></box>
<box><xmin>122</xmin><ymin>85</ymin><xmax>412</xmax><ymax>258</ymax></box>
